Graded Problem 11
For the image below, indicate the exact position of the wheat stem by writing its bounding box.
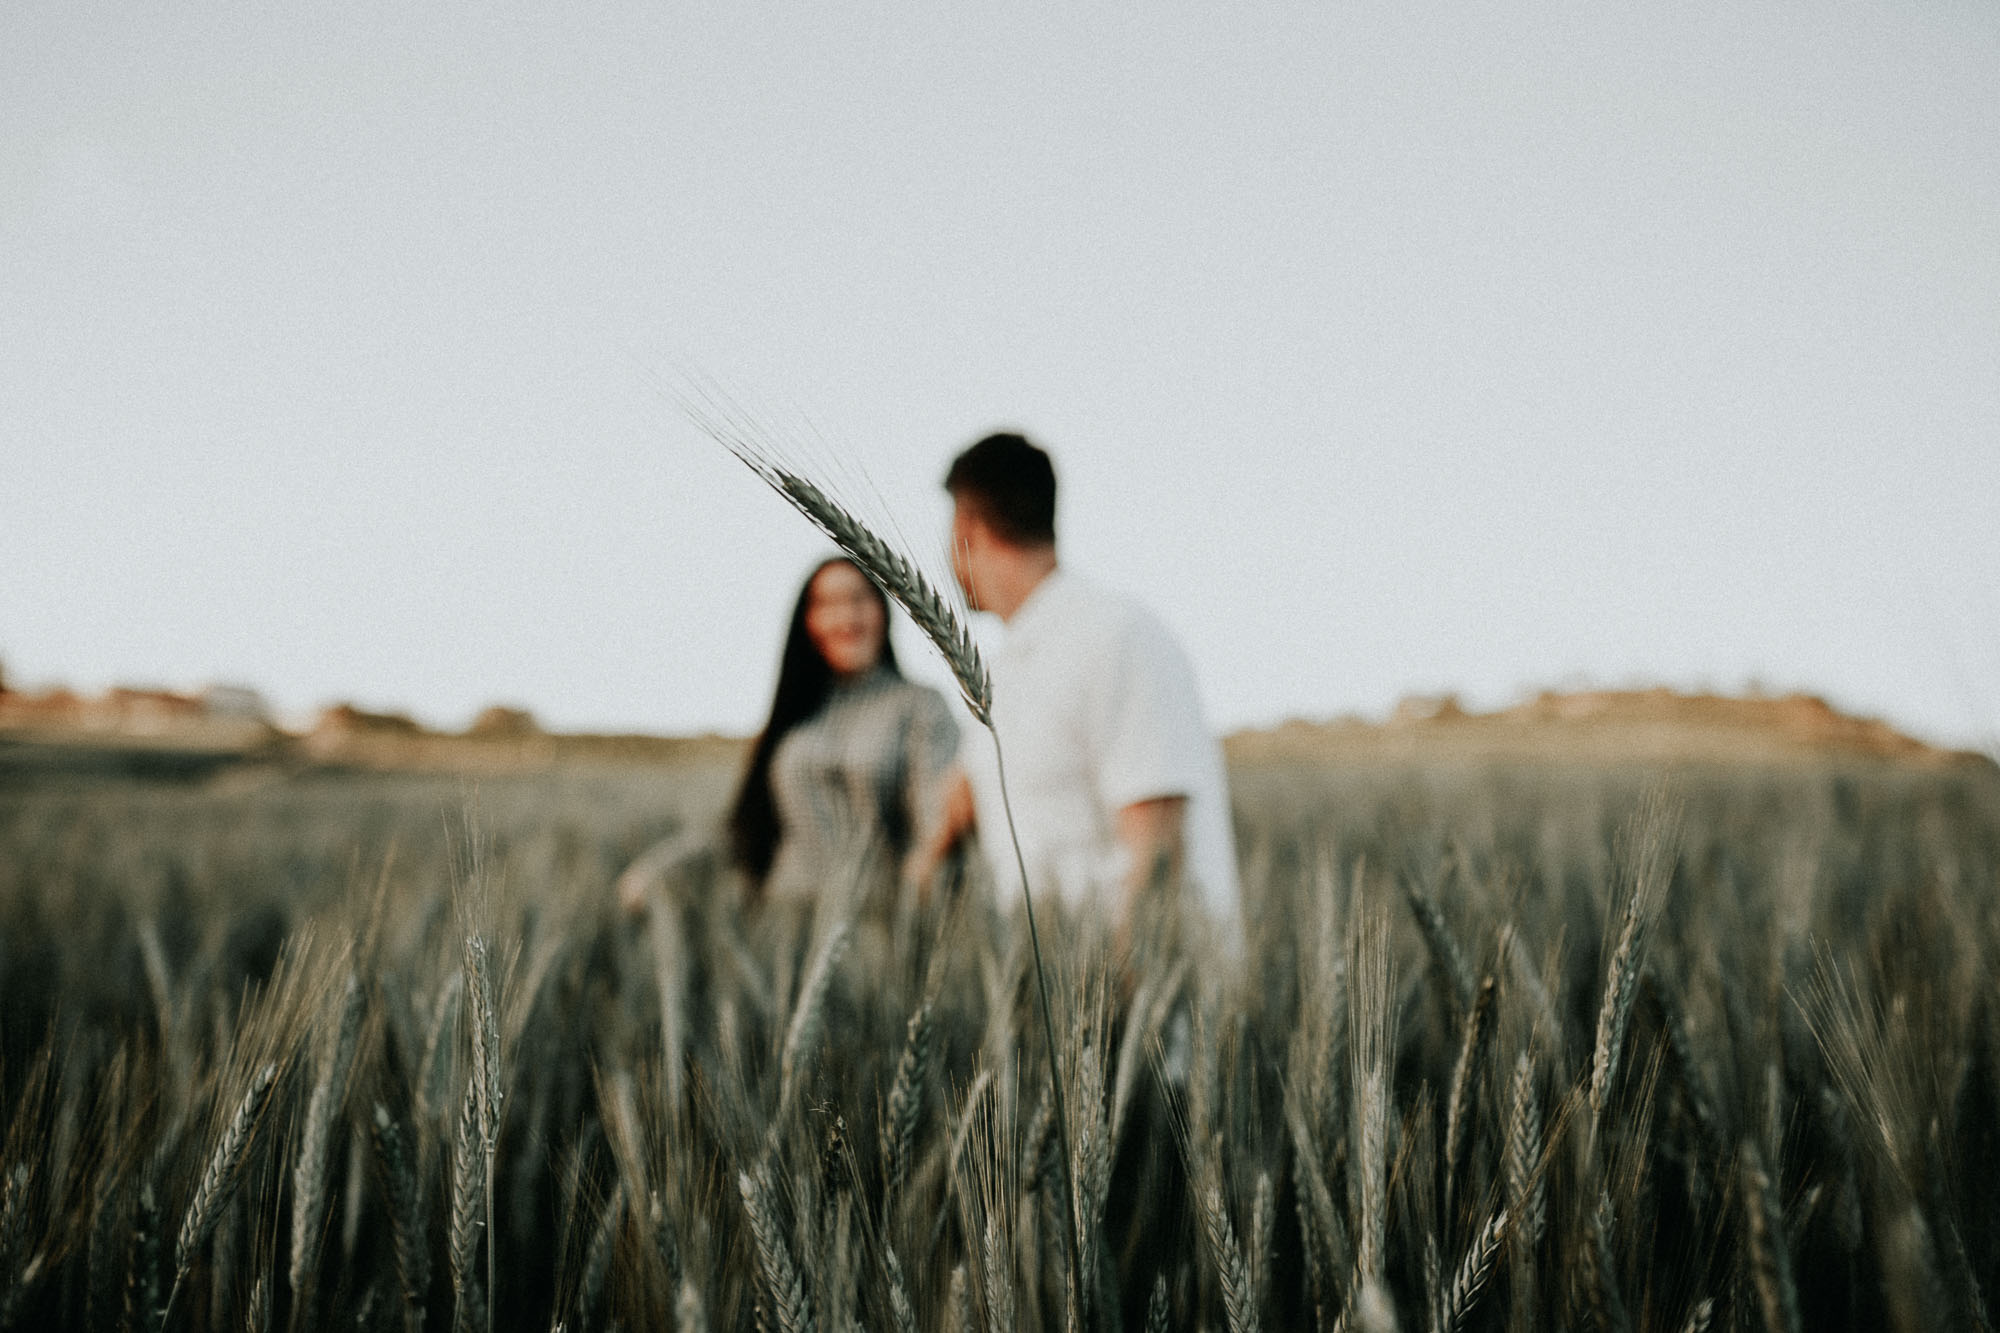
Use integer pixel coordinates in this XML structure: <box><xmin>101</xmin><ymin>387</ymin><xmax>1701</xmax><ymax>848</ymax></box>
<box><xmin>992</xmin><ymin>734</ymin><xmax>1090</xmax><ymax>1331</ymax></box>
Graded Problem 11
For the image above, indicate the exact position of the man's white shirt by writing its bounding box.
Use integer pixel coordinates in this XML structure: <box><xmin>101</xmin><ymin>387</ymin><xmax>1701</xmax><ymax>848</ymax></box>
<box><xmin>959</xmin><ymin>569</ymin><xmax>1240</xmax><ymax>933</ymax></box>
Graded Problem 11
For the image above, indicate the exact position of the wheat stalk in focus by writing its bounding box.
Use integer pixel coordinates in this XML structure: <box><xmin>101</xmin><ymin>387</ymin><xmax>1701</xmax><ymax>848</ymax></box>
<box><xmin>685</xmin><ymin>395</ymin><xmax>1091</xmax><ymax>1327</ymax></box>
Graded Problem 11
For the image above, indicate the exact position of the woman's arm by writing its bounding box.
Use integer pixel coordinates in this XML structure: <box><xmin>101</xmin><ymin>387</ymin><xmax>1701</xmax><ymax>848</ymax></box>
<box><xmin>615</xmin><ymin>829</ymin><xmax>717</xmax><ymax>916</ymax></box>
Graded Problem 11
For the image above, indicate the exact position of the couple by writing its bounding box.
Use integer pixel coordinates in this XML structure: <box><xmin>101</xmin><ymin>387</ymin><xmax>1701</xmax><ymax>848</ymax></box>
<box><xmin>622</xmin><ymin>432</ymin><xmax>1239</xmax><ymax>945</ymax></box>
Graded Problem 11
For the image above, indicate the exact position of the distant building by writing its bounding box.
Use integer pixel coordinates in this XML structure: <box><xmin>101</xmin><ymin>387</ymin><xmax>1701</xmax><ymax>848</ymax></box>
<box><xmin>467</xmin><ymin>705</ymin><xmax>539</xmax><ymax>738</ymax></box>
<box><xmin>312</xmin><ymin>703</ymin><xmax>423</xmax><ymax>736</ymax></box>
<box><xmin>1390</xmin><ymin>692</ymin><xmax>1466</xmax><ymax>724</ymax></box>
<box><xmin>100</xmin><ymin>688</ymin><xmax>205</xmax><ymax>734</ymax></box>
<box><xmin>200</xmin><ymin>684</ymin><xmax>271</xmax><ymax>722</ymax></box>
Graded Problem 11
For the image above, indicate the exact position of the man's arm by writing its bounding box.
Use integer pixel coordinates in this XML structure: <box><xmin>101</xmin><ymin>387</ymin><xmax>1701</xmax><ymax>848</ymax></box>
<box><xmin>905</xmin><ymin>766</ymin><xmax>977</xmax><ymax>894</ymax></box>
<box><xmin>1116</xmin><ymin>794</ymin><xmax>1187</xmax><ymax>908</ymax></box>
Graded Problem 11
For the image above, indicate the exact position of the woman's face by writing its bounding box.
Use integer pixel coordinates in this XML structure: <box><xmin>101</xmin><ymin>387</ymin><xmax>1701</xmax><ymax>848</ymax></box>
<box><xmin>804</xmin><ymin>561</ymin><xmax>886</xmax><ymax>677</ymax></box>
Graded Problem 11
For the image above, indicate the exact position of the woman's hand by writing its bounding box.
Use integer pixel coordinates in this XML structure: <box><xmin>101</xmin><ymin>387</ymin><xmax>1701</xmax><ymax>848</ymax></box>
<box><xmin>615</xmin><ymin>833</ymin><xmax>708</xmax><ymax>918</ymax></box>
<box><xmin>616</xmin><ymin>863</ymin><xmax>653</xmax><ymax>918</ymax></box>
<box><xmin>906</xmin><ymin>769</ymin><xmax>976</xmax><ymax>903</ymax></box>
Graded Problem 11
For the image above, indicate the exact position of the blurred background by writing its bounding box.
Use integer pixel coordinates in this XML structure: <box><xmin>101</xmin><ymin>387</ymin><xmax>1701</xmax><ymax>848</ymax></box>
<box><xmin>4</xmin><ymin>2</ymin><xmax>1996</xmax><ymax>747</ymax></box>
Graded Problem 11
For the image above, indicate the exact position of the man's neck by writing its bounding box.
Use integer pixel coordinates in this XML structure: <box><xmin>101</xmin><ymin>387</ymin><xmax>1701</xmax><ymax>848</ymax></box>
<box><xmin>990</xmin><ymin>548</ymin><xmax>1060</xmax><ymax>623</ymax></box>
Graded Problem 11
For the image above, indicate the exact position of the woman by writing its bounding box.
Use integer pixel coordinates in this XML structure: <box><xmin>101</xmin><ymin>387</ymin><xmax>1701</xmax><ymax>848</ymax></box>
<box><xmin>618</xmin><ymin>556</ymin><xmax>959</xmax><ymax>912</ymax></box>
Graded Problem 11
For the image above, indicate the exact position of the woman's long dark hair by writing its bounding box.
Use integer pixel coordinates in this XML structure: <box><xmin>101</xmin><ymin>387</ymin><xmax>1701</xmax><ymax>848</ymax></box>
<box><xmin>728</xmin><ymin>556</ymin><xmax>901</xmax><ymax>887</ymax></box>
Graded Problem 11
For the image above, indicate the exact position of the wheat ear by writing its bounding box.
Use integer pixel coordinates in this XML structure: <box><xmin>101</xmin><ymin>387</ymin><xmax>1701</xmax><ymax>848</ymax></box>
<box><xmin>0</xmin><ymin>1163</ymin><xmax>25</xmax><ymax>1281</ymax></box>
<box><xmin>1741</xmin><ymin>1143</ymin><xmax>1800</xmax><ymax>1333</ymax></box>
<box><xmin>705</xmin><ymin>429</ymin><xmax>991</xmax><ymax>724</ymax></box>
<box><xmin>739</xmin><ymin>1163</ymin><xmax>814</xmax><ymax>1333</ymax></box>
<box><xmin>0</xmin><ymin>1163</ymin><xmax>30</xmax><ymax>1329</ymax></box>
<box><xmin>449</xmin><ymin>1079</ymin><xmax>487</xmax><ymax>1333</ymax></box>
<box><xmin>1590</xmin><ymin>891</ymin><xmax>1647</xmax><ymax>1119</ymax></box>
<box><xmin>1249</xmin><ymin>1169</ymin><xmax>1275</xmax><ymax>1318</ymax></box>
<box><xmin>1424</xmin><ymin>1232</ymin><xmax>1443</xmax><ymax>1333</ymax></box>
<box><xmin>1355</xmin><ymin>1065</ymin><xmax>1388</xmax><ymax>1288</ymax></box>
<box><xmin>1286</xmin><ymin>1089</ymin><xmax>1350</xmax><ymax>1296</ymax></box>
<box><xmin>1405</xmin><ymin>880</ymin><xmax>1475</xmax><ymax>1018</ymax></box>
<box><xmin>369</xmin><ymin>1104</ymin><xmax>428</xmax><ymax>1333</ymax></box>
<box><xmin>1580</xmin><ymin>1189</ymin><xmax>1629</xmax><ymax>1333</ymax></box>
<box><xmin>1505</xmin><ymin>1052</ymin><xmax>1546</xmax><ymax>1247</ymax></box>
<box><xmin>170</xmin><ymin>1061</ymin><xmax>277</xmax><ymax>1306</ymax></box>
<box><xmin>239</xmin><ymin>1272</ymin><xmax>268</xmax><ymax>1333</ymax></box>
<box><xmin>576</xmin><ymin>1181</ymin><xmax>622</xmax><ymax>1329</ymax></box>
<box><xmin>776</xmin><ymin>917</ymin><xmax>851</xmax><ymax>1122</ymax></box>
<box><xmin>1440</xmin><ymin>1208</ymin><xmax>1507</xmax><ymax>1332</ymax></box>
<box><xmin>883</xmin><ymin>1245</ymin><xmax>918</xmax><ymax>1333</ymax></box>
<box><xmin>881</xmin><ymin>995</ymin><xmax>934</xmax><ymax>1200</ymax></box>
<box><xmin>1592</xmin><ymin>790</ymin><xmax>1675</xmax><ymax>1121</ymax></box>
<box><xmin>1070</xmin><ymin>1040</ymin><xmax>1113</xmax><ymax>1321</ymax></box>
<box><xmin>462</xmin><ymin>935</ymin><xmax>500</xmax><ymax>1154</ymax></box>
<box><xmin>1646</xmin><ymin>971</ymin><xmax>1722</xmax><ymax>1151</ymax></box>
<box><xmin>291</xmin><ymin>971</ymin><xmax>365</xmax><ymax>1298</ymax></box>
<box><xmin>1204</xmin><ymin>1176</ymin><xmax>1260</xmax><ymax>1333</ymax></box>
<box><xmin>1146</xmin><ymin>1273</ymin><xmax>1170</xmax><ymax>1333</ymax></box>
<box><xmin>462</xmin><ymin>931</ymin><xmax>501</xmax><ymax>1333</ymax></box>
<box><xmin>982</xmin><ymin>1212</ymin><xmax>1016</xmax><ymax>1333</ymax></box>
<box><xmin>1443</xmin><ymin>974</ymin><xmax>1496</xmax><ymax>1218</ymax></box>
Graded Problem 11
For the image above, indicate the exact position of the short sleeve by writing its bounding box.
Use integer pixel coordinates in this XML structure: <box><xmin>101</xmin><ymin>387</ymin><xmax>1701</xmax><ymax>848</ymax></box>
<box><xmin>1091</xmin><ymin>610</ymin><xmax>1214</xmax><ymax>812</ymax></box>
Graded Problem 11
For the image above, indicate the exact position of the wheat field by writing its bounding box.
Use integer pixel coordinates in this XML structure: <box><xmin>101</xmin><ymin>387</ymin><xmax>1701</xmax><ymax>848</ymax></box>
<box><xmin>1</xmin><ymin>752</ymin><xmax>1997</xmax><ymax>1332</ymax></box>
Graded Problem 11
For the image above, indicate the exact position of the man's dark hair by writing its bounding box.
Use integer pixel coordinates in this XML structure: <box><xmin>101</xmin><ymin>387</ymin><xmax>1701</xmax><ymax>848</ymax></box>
<box><xmin>944</xmin><ymin>432</ymin><xmax>1057</xmax><ymax>547</ymax></box>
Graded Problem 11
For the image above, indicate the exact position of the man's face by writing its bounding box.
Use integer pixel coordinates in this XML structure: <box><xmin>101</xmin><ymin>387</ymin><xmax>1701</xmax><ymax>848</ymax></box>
<box><xmin>949</xmin><ymin>498</ymin><xmax>989</xmax><ymax>611</ymax></box>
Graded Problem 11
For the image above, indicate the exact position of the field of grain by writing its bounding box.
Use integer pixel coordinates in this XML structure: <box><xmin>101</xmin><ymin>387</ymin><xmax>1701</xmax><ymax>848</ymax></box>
<box><xmin>1</xmin><ymin>749</ymin><xmax>1998</xmax><ymax>1332</ymax></box>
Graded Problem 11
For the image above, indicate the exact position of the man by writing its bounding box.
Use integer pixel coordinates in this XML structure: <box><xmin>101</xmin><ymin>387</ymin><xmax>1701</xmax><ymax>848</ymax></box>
<box><xmin>919</xmin><ymin>432</ymin><xmax>1240</xmax><ymax>947</ymax></box>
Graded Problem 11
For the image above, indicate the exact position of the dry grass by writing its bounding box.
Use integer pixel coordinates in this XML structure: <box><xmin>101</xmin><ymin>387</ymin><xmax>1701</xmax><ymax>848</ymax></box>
<box><xmin>0</xmin><ymin>755</ymin><xmax>1997</xmax><ymax>1330</ymax></box>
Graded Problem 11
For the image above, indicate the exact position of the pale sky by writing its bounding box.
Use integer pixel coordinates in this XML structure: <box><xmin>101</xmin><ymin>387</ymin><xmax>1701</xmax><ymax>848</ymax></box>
<box><xmin>4</xmin><ymin>3</ymin><xmax>1997</xmax><ymax>747</ymax></box>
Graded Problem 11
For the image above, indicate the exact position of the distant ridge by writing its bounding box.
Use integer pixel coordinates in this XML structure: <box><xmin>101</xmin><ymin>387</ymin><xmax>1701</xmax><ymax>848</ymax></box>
<box><xmin>1</xmin><ymin>679</ymin><xmax>1985</xmax><ymax>776</ymax></box>
<box><xmin>0</xmin><ymin>684</ymin><xmax>743</xmax><ymax>777</ymax></box>
<box><xmin>1225</xmin><ymin>687</ymin><xmax>1989</xmax><ymax>770</ymax></box>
